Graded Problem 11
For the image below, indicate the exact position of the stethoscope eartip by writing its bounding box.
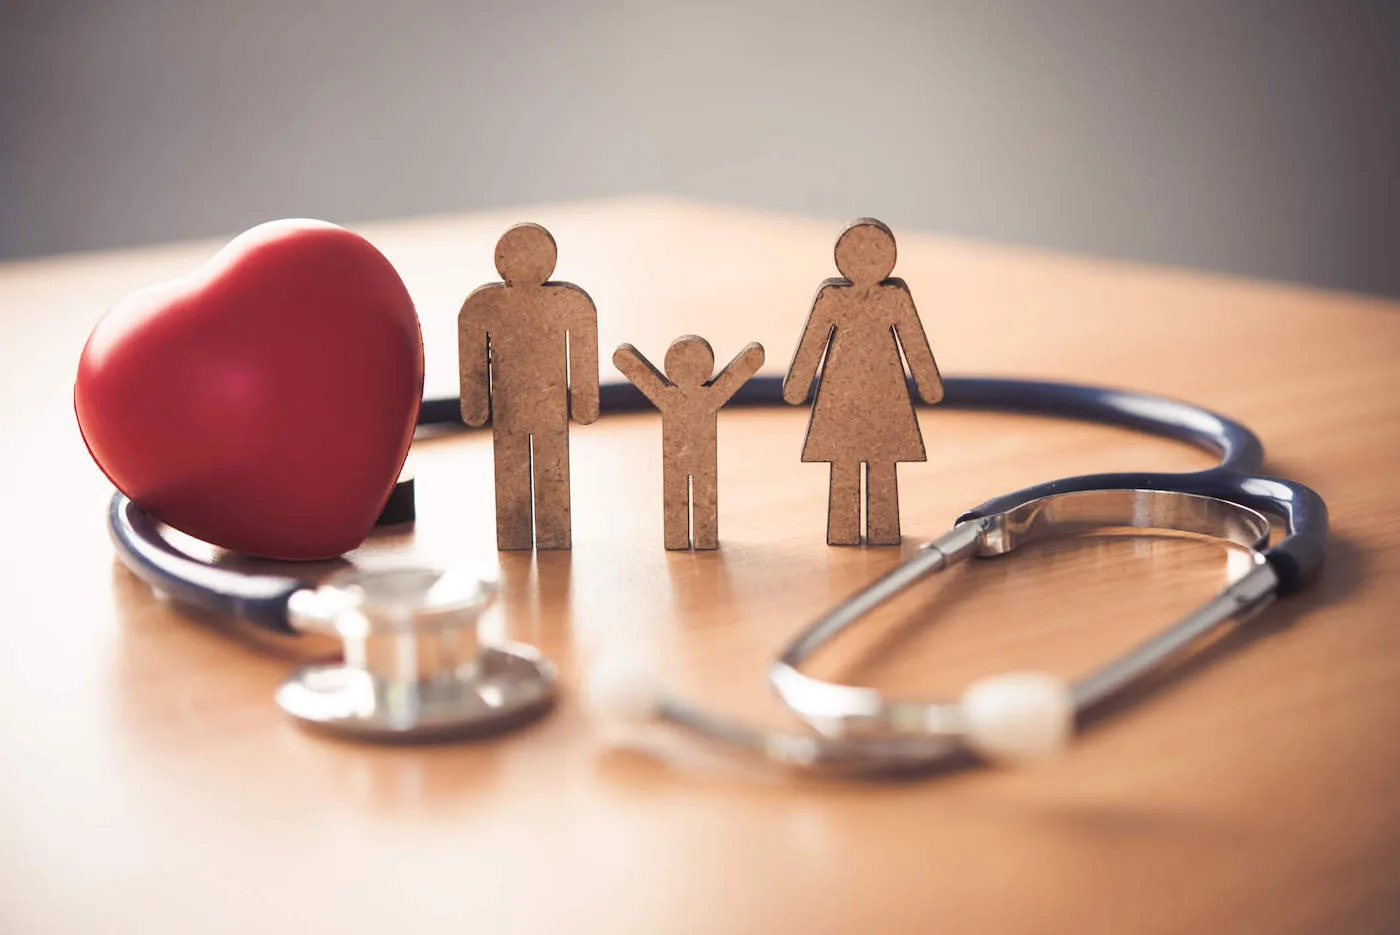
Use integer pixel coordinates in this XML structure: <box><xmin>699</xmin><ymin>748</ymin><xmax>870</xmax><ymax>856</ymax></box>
<box><xmin>959</xmin><ymin>672</ymin><xmax>1075</xmax><ymax>763</ymax></box>
<box><xmin>585</xmin><ymin>651</ymin><xmax>668</xmax><ymax>723</ymax></box>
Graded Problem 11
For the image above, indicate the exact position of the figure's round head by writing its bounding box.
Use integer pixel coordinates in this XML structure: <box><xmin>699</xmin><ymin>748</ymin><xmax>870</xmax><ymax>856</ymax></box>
<box><xmin>495</xmin><ymin>223</ymin><xmax>557</xmax><ymax>286</ymax></box>
<box><xmin>834</xmin><ymin>218</ymin><xmax>897</xmax><ymax>285</ymax></box>
<box><xmin>664</xmin><ymin>335</ymin><xmax>715</xmax><ymax>386</ymax></box>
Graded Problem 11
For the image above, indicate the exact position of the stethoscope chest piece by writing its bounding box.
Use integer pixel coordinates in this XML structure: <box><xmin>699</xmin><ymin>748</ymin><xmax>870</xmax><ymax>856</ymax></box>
<box><xmin>275</xmin><ymin>565</ymin><xmax>556</xmax><ymax>742</ymax></box>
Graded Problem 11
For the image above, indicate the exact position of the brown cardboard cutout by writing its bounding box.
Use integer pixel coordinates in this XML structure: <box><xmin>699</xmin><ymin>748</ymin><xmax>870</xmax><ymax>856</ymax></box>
<box><xmin>459</xmin><ymin>223</ymin><xmax>600</xmax><ymax>550</ymax></box>
<box><xmin>782</xmin><ymin>218</ymin><xmax>943</xmax><ymax>546</ymax></box>
<box><xmin>613</xmin><ymin>337</ymin><xmax>765</xmax><ymax>550</ymax></box>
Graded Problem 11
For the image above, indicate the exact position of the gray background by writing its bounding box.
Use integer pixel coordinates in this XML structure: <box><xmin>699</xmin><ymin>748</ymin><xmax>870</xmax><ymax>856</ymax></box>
<box><xmin>2</xmin><ymin>0</ymin><xmax>1398</xmax><ymax>296</ymax></box>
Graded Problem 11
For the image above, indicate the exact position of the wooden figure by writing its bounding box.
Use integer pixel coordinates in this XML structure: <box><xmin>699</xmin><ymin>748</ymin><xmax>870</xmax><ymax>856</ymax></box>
<box><xmin>612</xmin><ymin>337</ymin><xmax>765</xmax><ymax>550</ymax></box>
<box><xmin>459</xmin><ymin>223</ymin><xmax>600</xmax><ymax>550</ymax></box>
<box><xmin>781</xmin><ymin>218</ymin><xmax>943</xmax><ymax>546</ymax></box>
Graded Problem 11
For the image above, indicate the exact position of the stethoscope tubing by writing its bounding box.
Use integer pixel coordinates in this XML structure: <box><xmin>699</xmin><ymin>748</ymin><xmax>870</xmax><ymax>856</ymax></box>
<box><xmin>422</xmin><ymin>375</ymin><xmax>1264</xmax><ymax>473</ymax></box>
<box><xmin>109</xmin><ymin>494</ymin><xmax>305</xmax><ymax>633</ymax></box>
<box><xmin>109</xmin><ymin>375</ymin><xmax>1326</xmax><ymax>632</ymax></box>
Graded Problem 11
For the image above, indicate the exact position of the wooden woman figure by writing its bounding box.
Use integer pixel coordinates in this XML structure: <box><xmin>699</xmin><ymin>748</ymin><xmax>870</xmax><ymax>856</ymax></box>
<box><xmin>782</xmin><ymin>218</ymin><xmax>943</xmax><ymax>546</ymax></box>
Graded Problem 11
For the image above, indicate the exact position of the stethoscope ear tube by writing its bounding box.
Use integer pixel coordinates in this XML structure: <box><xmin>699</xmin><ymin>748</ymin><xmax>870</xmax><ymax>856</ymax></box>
<box><xmin>957</xmin><ymin>471</ymin><xmax>1328</xmax><ymax>598</ymax></box>
<box><xmin>108</xmin><ymin>493</ymin><xmax>302</xmax><ymax>634</ymax></box>
<box><xmin>1238</xmin><ymin>477</ymin><xmax>1328</xmax><ymax>597</ymax></box>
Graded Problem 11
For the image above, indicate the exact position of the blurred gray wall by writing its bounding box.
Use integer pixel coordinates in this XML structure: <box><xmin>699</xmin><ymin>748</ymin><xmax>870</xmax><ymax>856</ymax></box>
<box><xmin>2</xmin><ymin>0</ymin><xmax>1397</xmax><ymax>297</ymax></box>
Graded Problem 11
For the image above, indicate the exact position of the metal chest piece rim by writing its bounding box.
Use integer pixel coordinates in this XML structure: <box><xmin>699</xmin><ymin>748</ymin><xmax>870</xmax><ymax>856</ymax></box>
<box><xmin>275</xmin><ymin>564</ymin><xmax>557</xmax><ymax>742</ymax></box>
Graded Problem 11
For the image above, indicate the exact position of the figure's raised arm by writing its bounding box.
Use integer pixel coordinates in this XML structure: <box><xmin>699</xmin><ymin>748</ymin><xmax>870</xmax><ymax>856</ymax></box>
<box><xmin>611</xmin><ymin>343</ymin><xmax>670</xmax><ymax>406</ymax></box>
<box><xmin>891</xmin><ymin>281</ymin><xmax>942</xmax><ymax>404</ymax></box>
<box><xmin>782</xmin><ymin>282</ymin><xmax>838</xmax><ymax>405</ymax></box>
<box><xmin>562</xmin><ymin>284</ymin><xmax>600</xmax><ymax>424</ymax></box>
<box><xmin>457</xmin><ymin>284</ymin><xmax>497</xmax><ymax>427</ymax></box>
<box><xmin>708</xmin><ymin>342</ymin><xmax>766</xmax><ymax>404</ymax></box>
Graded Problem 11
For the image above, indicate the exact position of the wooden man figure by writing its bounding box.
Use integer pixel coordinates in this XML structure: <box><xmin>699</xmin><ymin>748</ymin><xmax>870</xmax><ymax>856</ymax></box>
<box><xmin>459</xmin><ymin>223</ymin><xmax>600</xmax><ymax>550</ymax></box>
<box><xmin>782</xmin><ymin>218</ymin><xmax>942</xmax><ymax>546</ymax></box>
<box><xmin>612</xmin><ymin>337</ymin><xmax>765</xmax><ymax>550</ymax></box>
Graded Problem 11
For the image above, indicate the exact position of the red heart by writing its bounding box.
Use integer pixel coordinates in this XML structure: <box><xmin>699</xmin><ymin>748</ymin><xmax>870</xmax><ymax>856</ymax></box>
<box><xmin>75</xmin><ymin>220</ymin><xmax>423</xmax><ymax>560</ymax></box>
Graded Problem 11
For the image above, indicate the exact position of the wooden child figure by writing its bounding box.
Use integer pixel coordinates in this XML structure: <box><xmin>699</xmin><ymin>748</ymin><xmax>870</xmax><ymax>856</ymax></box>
<box><xmin>459</xmin><ymin>223</ymin><xmax>600</xmax><ymax>550</ymax></box>
<box><xmin>782</xmin><ymin>218</ymin><xmax>943</xmax><ymax>546</ymax></box>
<box><xmin>612</xmin><ymin>337</ymin><xmax>765</xmax><ymax>550</ymax></box>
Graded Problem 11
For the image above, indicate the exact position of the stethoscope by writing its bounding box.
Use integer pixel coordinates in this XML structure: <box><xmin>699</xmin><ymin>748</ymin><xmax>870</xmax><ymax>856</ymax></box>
<box><xmin>109</xmin><ymin>375</ymin><xmax>1327</xmax><ymax>772</ymax></box>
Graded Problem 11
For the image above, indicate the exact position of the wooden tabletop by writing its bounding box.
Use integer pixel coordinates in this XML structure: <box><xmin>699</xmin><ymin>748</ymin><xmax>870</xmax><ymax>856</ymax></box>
<box><xmin>2</xmin><ymin>199</ymin><xmax>1398</xmax><ymax>933</ymax></box>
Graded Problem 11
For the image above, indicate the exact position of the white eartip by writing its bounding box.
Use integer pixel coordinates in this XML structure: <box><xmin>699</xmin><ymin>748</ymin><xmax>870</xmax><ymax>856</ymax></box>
<box><xmin>584</xmin><ymin>653</ymin><xmax>667</xmax><ymax>722</ymax></box>
<box><xmin>960</xmin><ymin>672</ymin><xmax>1074</xmax><ymax>763</ymax></box>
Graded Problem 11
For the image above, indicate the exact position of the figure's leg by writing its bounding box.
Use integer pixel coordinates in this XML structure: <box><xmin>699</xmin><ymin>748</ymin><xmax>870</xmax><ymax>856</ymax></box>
<box><xmin>865</xmin><ymin>461</ymin><xmax>901</xmax><ymax>546</ymax></box>
<box><xmin>493</xmin><ymin>431</ymin><xmax>534</xmax><ymax>551</ymax></box>
<box><xmin>691</xmin><ymin>465</ymin><xmax>718</xmax><ymax>550</ymax></box>
<box><xmin>663</xmin><ymin>464</ymin><xmax>691</xmax><ymax>550</ymax></box>
<box><xmin>531</xmin><ymin>430</ymin><xmax>572</xmax><ymax>550</ymax></box>
<box><xmin>826</xmin><ymin>461</ymin><xmax>861</xmax><ymax>546</ymax></box>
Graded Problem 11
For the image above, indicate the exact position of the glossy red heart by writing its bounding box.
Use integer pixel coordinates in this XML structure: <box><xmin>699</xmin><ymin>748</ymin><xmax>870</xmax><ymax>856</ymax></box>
<box><xmin>75</xmin><ymin>220</ymin><xmax>423</xmax><ymax>560</ymax></box>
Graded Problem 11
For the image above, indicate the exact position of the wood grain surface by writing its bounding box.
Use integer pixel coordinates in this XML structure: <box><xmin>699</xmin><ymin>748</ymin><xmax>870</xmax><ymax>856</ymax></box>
<box><xmin>0</xmin><ymin>198</ymin><xmax>1397</xmax><ymax>934</ymax></box>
